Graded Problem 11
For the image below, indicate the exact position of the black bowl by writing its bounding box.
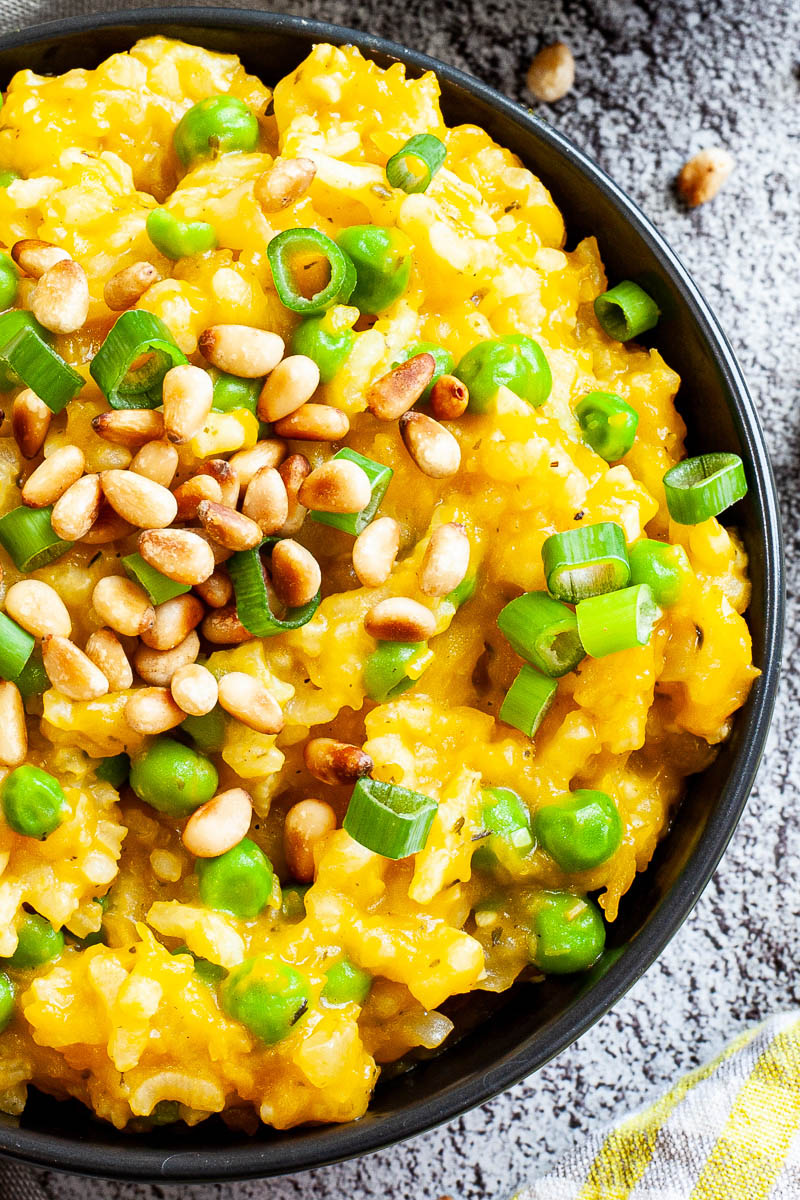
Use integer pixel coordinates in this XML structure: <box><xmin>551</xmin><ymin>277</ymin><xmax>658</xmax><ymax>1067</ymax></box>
<box><xmin>0</xmin><ymin>8</ymin><xmax>783</xmax><ymax>1183</ymax></box>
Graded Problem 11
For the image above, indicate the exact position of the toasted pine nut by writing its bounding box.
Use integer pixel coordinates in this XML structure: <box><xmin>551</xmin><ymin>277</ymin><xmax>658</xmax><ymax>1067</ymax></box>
<box><xmin>190</xmin><ymin>528</ymin><xmax>233</xmax><ymax>566</ymax></box>
<box><xmin>194</xmin><ymin>568</ymin><xmax>232</xmax><ymax>609</ymax></box>
<box><xmin>283</xmin><ymin>799</ymin><xmax>336</xmax><ymax>882</ymax></box>
<box><xmin>170</xmin><ymin>662</ymin><xmax>218</xmax><ymax>717</ymax></box>
<box><xmin>677</xmin><ymin>147</ymin><xmax>735</xmax><ymax>207</ymax></box>
<box><xmin>130</xmin><ymin>439</ymin><xmax>179</xmax><ymax>488</ymax></box>
<box><xmin>229</xmin><ymin>439</ymin><xmax>287</xmax><ymax>487</ymax></box>
<box><xmin>49</xmin><ymin>472</ymin><xmax>102</xmax><ymax>541</ymax></box>
<box><xmin>5</xmin><ymin>580</ymin><xmax>71</xmax><ymax>638</ymax></box>
<box><xmin>254</xmin><ymin>157</ymin><xmax>317</xmax><ymax>213</ymax></box>
<box><xmin>125</xmin><ymin>687</ymin><xmax>185</xmax><ymax>734</ymax></box>
<box><xmin>80</xmin><ymin>507</ymin><xmax>134</xmax><ymax>545</ymax></box>
<box><xmin>364</xmin><ymin>597</ymin><xmax>436</xmax><ymax>641</ymax></box>
<box><xmin>271</xmin><ymin>539</ymin><xmax>321</xmax><ymax>607</ymax></box>
<box><xmin>258</xmin><ymin>355</ymin><xmax>320</xmax><ymax>423</ymax></box>
<box><xmin>101</xmin><ymin>469</ymin><xmax>178</xmax><ymax>529</ymax></box>
<box><xmin>273</xmin><ymin>403</ymin><xmax>349</xmax><ymax>441</ymax></box>
<box><xmin>162</xmin><ymin>364</ymin><xmax>214</xmax><ymax>444</ymax></box>
<box><xmin>430</xmin><ymin>374</ymin><xmax>469</xmax><ymax>421</ymax></box>
<box><xmin>92</xmin><ymin>575</ymin><xmax>155</xmax><ymax>638</ymax></box>
<box><xmin>352</xmin><ymin>516</ymin><xmax>400</xmax><ymax>588</ymax></box>
<box><xmin>85</xmin><ymin>628</ymin><xmax>133</xmax><ymax>691</ymax></box>
<box><xmin>140</xmin><ymin>593</ymin><xmax>205</xmax><ymax>651</ymax></box>
<box><xmin>12</xmin><ymin>389</ymin><xmax>51</xmax><ymax>458</ymax></box>
<box><xmin>197</xmin><ymin>500</ymin><xmax>262</xmax><ymax>551</ymax></box>
<box><xmin>173</xmin><ymin>474</ymin><xmax>222</xmax><ymax>521</ymax></box>
<box><xmin>194</xmin><ymin>458</ymin><xmax>240</xmax><ymax>508</ymax></box>
<box><xmin>138</xmin><ymin>528</ymin><xmax>215</xmax><ymax>586</ymax></box>
<box><xmin>201</xmin><ymin>605</ymin><xmax>254</xmax><ymax>645</ymax></box>
<box><xmin>303</xmin><ymin>737</ymin><xmax>373</xmax><ymax>786</ymax></box>
<box><xmin>198</xmin><ymin>325</ymin><xmax>284</xmax><ymax>378</ymax></box>
<box><xmin>103</xmin><ymin>261</ymin><xmax>161</xmax><ymax>310</ymax></box>
<box><xmin>419</xmin><ymin>523</ymin><xmax>470</xmax><ymax>597</ymax></box>
<box><xmin>217</xmin><ymin>671</ymin><xmax>284</xmax><ymax>733</ymax></box>
<box><xmin>134</xmin><ymin>630</ymin><xmax>200</xmax><ymax>686</ymax></box>
<box><xmin>42</xmin><ymin>635</ymin><xmax>109</xmax><ymax>700</ymax></box>
<box><xmin>298</xmin><ymin>459</ymin><xmax>371</xmax><ymax>514</ymax></box>
<box><xmin>182</xmin><ymin>787</ymin><xmax>253</xmax><ymax>858</ymax></box>
<box><xmin>0</xmin><ymin>682</ymin><xmax>27</xmax><ymax>766</ymax></box>
<box><xmin>22</xmin><ymin>445</ymin><xmax>85</xmax><ymax>508</ymax></box>
<box><xmin>92</xmin><ymin>410</ymin><xmax>164</xmax><ymax>448</ymax></box>
<box><xmin>31</xmin><ymin>259</ymin><xmax>90</xmax><ymax>334</ymax></box>
<box><xmin>526</xmin><ymin>41</ymin><xmax>575</xmax><ymax>103</ymax></box>
<box><xmin>277</xmin><ymin>453</ymin><xmax>310</xmax><ymax>535</ymax></box>
<box><xmin>399</xmin><ymin>410</ymin><xmax>461</xmax><ymax>478</ymax></box>
<box><xmin>242</xmin><ymin>467</ymin><xmax>288</xmax><ymax>534</ymax></box>
<box><xmin>11</xmin><ymin>239</ymin><xmax>70</xmax><ymax>279</ymax></box>
<box><xmin>366</xmin><ymin>354</ymin><xmax>435</xmax><ymax>421</ymax></box>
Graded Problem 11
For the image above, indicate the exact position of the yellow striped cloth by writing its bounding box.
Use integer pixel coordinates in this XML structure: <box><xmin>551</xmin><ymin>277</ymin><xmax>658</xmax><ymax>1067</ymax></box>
<box><xmin>515</xmin><ymin>1013</ymin><xmax>800</xmax><ymax>1199</ymax></box>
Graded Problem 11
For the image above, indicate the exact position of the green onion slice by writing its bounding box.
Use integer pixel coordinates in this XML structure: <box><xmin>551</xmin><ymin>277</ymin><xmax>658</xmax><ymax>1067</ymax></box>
<box><xmin>576</xmin><ymin>583</ymin><xmax>660</xmax><ymax>657</ymax></box>
<box><xmin>228</xmin><ymin>538</ymin><xmax>320</xmax><ymax>637</ymax></box>
<box><xmin>311</xmin><ymin>448</ymin><xmax>393</xmax><ymax>536</ymax></box>
<box><xmin>13</xmin><ymin>646</ymin><xmax>50</xmax><ymax>701</ymax></box>
<box><xmin>629</xmin><ymin>539</ymin><xmax>690</xmax><ymax>607</ymax></box>
<box><xmin>0</xmin><ymin>611</ymin><xmax>34</xmax><ymax>681</ymax></box>
<box><xmin>89</xmin><ymin>310</ymin><xmax>187</xmax><ymax>410</ymax></box>
<box><xmin>497</xmin><ymin>591</ymin><xmax>585</xmax><ymax>678</ymax></box>
<box><xmin>386</xmin><ymin>134</ymin><xmax>447</xmax><ymax>194</ymax></box>
<box><xmin>122</xmin><ymin>552</ymin><xmax>190</xmax><ymax>604</ymax></box>
<box><xmin>575</xmin><ymin>391</ymin><xmax>639</xmax><ymax>462</ymax></box>
<box><xmin>542</xmin><ymin>522</ymin><xmax>630</xmax><ymax>603</ymax></box>
<box><xmin>0</xmin><ymin>310</ymin><xmax>83</xmax><ymax>414</ymax></box>
<box><xmin>363</xmin><ymin>641</ymin><xmax>426</xmax><ymax>703</ymax></box>
<box><xmin>343</xmin><ymin>777</ymin><xmax>438</xmax><ymax>859</ymax></box>
<box><xmin>662</xmin><ymin>453</ymin><xmax>747</xmax><ymax>525</ymax></box>
<box><xmin>267</xmin><ymin>228</ymin><xmax>357</xmax><ymax>315</ymax></box>
<box><xmin>0</xmin><ymin>506</ymin><xmax>73</xmax><ymax>572</ymax></box>
<box><xmin>95</xmin><ymin>753</ymin><xmax>130</xmax><ymax>788</ymax></box>
<box><xmin>446</xmin><ymin>572</ymin><xmax>477</xmax><ymax>609</ymax></box>
<box><xmin>499</xmin><ymin>665</ymin><xmax>557</xmax><ymax>738</ymax></box>
<box><xmin>594</xmin><ymin>281</ymin><xmax>660</xmax><ymax>341</ymax></box>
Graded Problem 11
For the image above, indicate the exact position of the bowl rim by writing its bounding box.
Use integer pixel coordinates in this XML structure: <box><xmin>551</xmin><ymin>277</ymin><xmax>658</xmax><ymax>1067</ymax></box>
<box><xmin>0</xmin><ymin>5</ymin><xmax>784</xmax><ymax>1183</ymax></box>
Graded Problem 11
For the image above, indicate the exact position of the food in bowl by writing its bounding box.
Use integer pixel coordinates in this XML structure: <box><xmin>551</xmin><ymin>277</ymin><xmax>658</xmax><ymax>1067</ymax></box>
<box><xmin>0</xmin><ymin>36</ymin><xmax>757</xmax><ymax>1132</ymax></box>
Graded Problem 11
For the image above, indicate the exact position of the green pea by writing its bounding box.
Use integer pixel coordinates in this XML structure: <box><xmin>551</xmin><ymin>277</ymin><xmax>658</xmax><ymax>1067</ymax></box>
<box><xmin>0</xmin><ymin>251</ymin><xmax>18</xmax><ymax>310</ymax></box>
<box><xmin>95</xmin><ymin>753</ymin><xmax>130</xmax><ymax>789</ymax></box>
<box><xmin>151</xmin><ymin>1100</ymin><xmax>181</xmax><ymax>1125</ymax></box>
<box><xmin>5</xmin><ymin>913</ymin><xmax>64</xmax><ymax>968</ymax></box>
<box><xmin>392</xmin><ymin>341</ymin><xmax>453</xmax><ymax>399</ymax></box>
<box><xmin>337</xmin><ymin>225</ymin><xmax>412</xmax><ymax>313</ymax></box>
<box><xmin>173</xmin><ymin>96</ymin><xmax>259</xmax><ymax>168</ymax></box>
<box><xmin>0</xmin><ymin>972</ymin><xmax>14</xmax><ymax>1032</ymax></box>
<box><xmin>171</xmin><ymin>944</ymin><xmax>227</xmax><ymax>987</ymax></box>
<box><xmin>129</xmin><ymin>737</ymin><xmax>218</xmax><ymax>817</ymax></box>
<box><xmin>280</xmin><ymin>883</ymin><xmax>309</xmax><ymax>922</ymax></box>
<box><xmin>629</xmin><ymin>539</ymin><xmax>690</xmax><ymax>607</ymax></box>
<box><xmin>575</xmin><ymin>391</ymin><xmax>639</xmax><ymax>461</ymax></box>
<box><xmin>1</xmin><ymin>764</ymin><xmax>67</xmax><ymax>839</ymax></box>
<box><xmin>221</xmin><ymin>955</ymin><xmax>310</xmax><ymax>1044</ymax></box>
<box><xmin>195</xmin><ymin>837</ymin><xmax>273</xmax><ymax>919</ymax></box>
<box><xmin>455</xmin><ymin>335</ymin><xmax>551</xmax><ymax>412</ymax></box>
<box><xmin>321</xmin><ymin>958</ymin><xmax>372</xmax><ymax>1006</ymax></box>
<box><xmin>473</xmin><ymin>786</ymin><xmax>533</xmax><ymax>870</ymax></box>
<box><xmin>210</xmin><ymin>369</ymin><xmax>261</xmax><ymax>415</ymax></box>
<box><xmin>181</xmin><ymin>706</ymin><xmax>228</xmax><ymax>754</ymax></box>
<box><xmin>363</xmin><ymin>641</ymin><xmax>425</xmax><ymax>703</ymax></box>
<box><xmin>291</xmin><ymin>317</ymin><xmax>355</xmax><ymax>383</ymax></box>
<box><xmin>0</xmin><ymin>168</ymin><xmax>20</xmax><ymax>188</ymax></box>
<box><xmin>528</xmin><ymin>891</ymin><xmax>605</xmax><ymax>974</ymax></box>
<box><xmin>534</xmin><ymin>790</ymin><xmax>622</xmax><ymax>873</ymax></box>
<box><xmin>146</xmin><ymin>208</ymin><xmax>217</xmax><ymax>261</ymax></box>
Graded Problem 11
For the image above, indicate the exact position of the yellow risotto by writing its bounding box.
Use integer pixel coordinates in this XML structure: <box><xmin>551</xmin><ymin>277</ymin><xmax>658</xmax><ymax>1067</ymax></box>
<box><xmin>0</xmin><ymin>38</ymin><xmax>756</xmax><ymax>1132</ymax></box>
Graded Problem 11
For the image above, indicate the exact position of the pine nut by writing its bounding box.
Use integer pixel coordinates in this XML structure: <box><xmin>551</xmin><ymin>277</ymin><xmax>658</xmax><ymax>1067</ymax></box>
<box><xmin>140</xmin><ymin>593</ymin><xmax>205</xmax><ymax>651</ymax></box>
<box><xmin>418</xmin><ymin>522</ymin><xmax>470</xmax><ymax>597</ymax></box>
<box><xmin>92</xmin><ymin>575</ymin><xmax>155</xmax><ymax>638</ymax></box>
<box><xmin>283</xmin><ymin>799</ymin><xmax>336</xmax><ymax>882</ymax></box>
<box><xmin>278</xmin><ymin>453</ymin><xmax>310</xmax><ymax>535</ymax></box>
<box><xmin>298</xmin><ymin>459</ymin><xmax>371</xmax><ymax>513</ymax></box>
<box><xmin>130</xmin><ymin>439</ymin><xmax>179</xmax><ymax>488</ymax></box>
<box><xmin>125</xmin><ymin>687</ymin><xmax>185</xmax><ymax>734</ymax></box>
<box><xmin>31</xmin><ymin>259</ymin><xmax>90</xmax><ymax>334</ymax></box>
<box><xmin>254</xmin><ymin>157</ymin><xmax>316</xmax><ymax>213</ymax></box>
<box><xmin>364</xmin><ymin>597</ymin><xmax>436</xmax><ymax>641</ymax></box>
<box><xmin>194</xmin><ymin>568</ymin><xmax>233</xmax><ymax>609</ymax></box>
<box><xmin>190</xmin><ymin>528</ymin><xmax>233</xmax><ymax>566</ymax></box>
<box><xmin>197</xmin><ymin>500</ymin><xmax>262</xmax><ymax>551</ymax></box>
<box><xmin>170</xmin><ymin>662</ymin><xmax>218</xmax><ymax>716</ymax></box>
<box><xmin>134</xmin><ymin>630</ymin><xmax>200</xmax><ymax>686</ymax></box>
<box><xmin>173</xmin><ymin>474</ymin><xmax>222</xmax><ymax>521</ymax></box>
<box><xmin>182</xmin><ymin>787</ymin><xmax>253</xmax><ymax>858</ymax></box>
<box><xmin>101</xmin><ymin>469</ymin><xmax>178</xmax><ymax>529</ymax></box>
<box><xmin>194</xmin><ymin>458</ymin><xmax>240</xmax><ymax>508</ymax></box>
<box><xmin>677</xmin><ymin>147</ymin><xmax>735</xmax><ymax>207</ymax></box>
<box><xmin>242</xmin><ymin>467</ymin><xmax>288</xmax><ymax>534</ymax></box>
<box><xmin>50</xmin><ymin>473</ymin><xmax>102</xmax><ymax>541</ymax></box>
<box><xmin>526</xmin><ymin>42</ymin><xmax>575</xmax><ymax>103</ymax></box>
<box><xmin>271</xmin><ymin>539</ymin><xmax>321</xmax><ymax>607</ymax></box>
<box><xmin>430</xmin><ymin>374</ymin><xmax>469</xmax><ymax>421</ymax></box>
<box><xmin>92</xmin><ymin>410</ymin><xmax>164</xmax><ymax>448</ymax></box>
<box><xmin>12</xmin><ymin>389</ymin><xmax>51</xmax><ymax>458</ymax></box>
<box><xmin>217</xmin><ymin>671</ymin><xmax>284</xmax><ymax>733</ymax></box>
<box><xmin>257</xmin><ymin>355</ymin><xmax>319</xmax><ymax>422</ymax></box>
<box><xmin>273</xmin><ymin>403</ymin><xmax>349</xmax><ymax>441</ymax></box>
<box><xmin>303</xmin><ymin>737</ymin><xmax>373</xmax><ymax>786</ymax></box>
<box><xmin>399</xmin><ymin>411</ymin><xmax>461</xmax><ymax>478</ymax></box>
<box><xmin>366</xmin><ymin>354</ymin><xmax>435</xmax><ymax>421</ymax></box>
<box><xmin>103</xmin><ymin>260</ymin><xmax>161</xmax><ymax>310</ymax></box>
<box><xmin>85</xmin><ymin>628</ymin><xmax>133</xmax><ymax>691</ymax></box>
<box><xmin>0</xmin><ymin>682</ymin><xmax>27</xmax><ymax>766</ymax></box>
<box><xmin>80</xmin><ymin>507</ymin><xmax>133</xmax><ymax>544</ymax></box>
<box><xmin>138</xmin><ymin>528</ymin><xmax>215</xmax><ymax>586</ymax></box>
<box><xmin>229</xmin><ymin>440</ymin><xmax>287</xmax><ymax>486</ymax></box>
<box><xmin>352</xmin><ymin>516</ymin><xmax>400</xmax><ymax>587</ymax></box>
<box><xmin>5</xmin><ymin>580</ymin><xmax>71</xmax><ymax>638</ymax></box>
<box><xmin>162</xmin><ymin>364</ymin><xmax>214</xmax><ymax>444</ymax></box>
<box><xmin>42</xmin><ymin>635</ymin><xmax>109</xmax><ymax>700</ymax></box>
<box><xmin>198</xmin><ymin>325</ymin><xmax>284</xmax><ymax>378</ymax></box>
<box><xmin>22</xmin><ymin>445</ymin><xmax>85</xmax><ymax>508</ymax></box>
<box><xmin>201</xmin><ymin>605</ymin><xmax>254</xmax><ymax>645</ymax></box>
<box><xmin>11</xmin><ymin>239</ymin><xmax>70</xmax><ymax>279</ymax></box>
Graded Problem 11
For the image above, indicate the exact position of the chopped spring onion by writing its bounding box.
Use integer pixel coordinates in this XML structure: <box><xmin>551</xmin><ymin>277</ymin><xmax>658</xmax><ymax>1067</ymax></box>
<box><xmin>311</xmin><ymin>448</ymin><xmax>393</xmax><ymax>536</ymax></box>
<box><xmin>499</xmin><ymin>665</ymin><xmax>557</xmax><ymax>738</ymax></box>
<box><xmin>0</xmin><ymin>612</ymin><xmax>34</xmax><ymax>681</ymax></box>
<box><xmin>594</xmin><ymin>281</ymin><xmax>660</xmax><ymax>341</ymax></box>
<box><xmin>0</xmin><ymin>506</ymin><xmax>73</xmax><ymax>572</ymax></box>
<box><xmin>446</xmin><ymin>572</ymin><xmax>477</xmax><ymax>609</ymax></box>
<box><xmin>0</xmin><ymin>309</ymin><xmax>83</xmax><ymax>413</ymax></box>
<box><xmin>343</xmin><ymin>777</ymin><xmax>438</xmax><ymax>859</ymax></box>
<box><xmin>0</xmin><ymin>168</ymin><xmax>20</xmax><ymax>188</ymax></box>
<box><xmin>228</xmin><ymin>539</ymin><xmax>321</xmax><ymax>636</ymax></box>
<box><xmin>89</xmin><ymin>310</ymin><xmax>187</xmax><ymax>410</ymax></box>
<box><xmin>363</xmin><ymin>641</ymin><xmax>427</xmax><ymax>703</ymax></box>
<box><xmin>95</xmin><ymin>753</ymin><xmax>130</xmax><ymax>789</ymax></box>
<box><xmin>576</xmin><ymin>583</ymin><xmax>660</xmax><ymax>657</ymax></box>
<box><xmin>386</xmin><ymin>134</ymin><xmax>447</xmax><ymax>194</ymax></box>
<box><xmin>542</xmin><ymin>522</ymin><xmax>630</xmax><ymax>603</ymax></box>
<box><xmin>497</xmin><ymin>591</ymin><xmax>584</xmax><ymax>677</ymax></box>
<box><xmin>575</xmin><ymin>391</ymin><xmax>639</xmax><ymax>461</ymax></box>
<box><xmin>210</xmin><ymin>370</ymin><xmax>261</xmax><ymax>415</ymax></box>
<box><xmin>267</xmin><ymin>227</ymin><xmax>356</xmax><ymax>315</ymax></box>
<box><xmin>629</xmin><ymin>539</ymin><xmax>691</xmax><ymax>607</ymax></box>
<box><xmin>0</xmin><ymin>252</ymin><xmax>18</xmax><ymax>309</ymax></box>
<box><xmin>13</xmin><ymin>647</ymin><xmax>49</xmax><ymax>701</ymax></box>
<box><xmin>122</xmin><ymin>552</ymin><xmax>190</xmax><ymax>604</ymax></box>
<box><xmin>663</xmin><ymin>453</ymin><xmax>747</xmax><ymax>524</ymax></box>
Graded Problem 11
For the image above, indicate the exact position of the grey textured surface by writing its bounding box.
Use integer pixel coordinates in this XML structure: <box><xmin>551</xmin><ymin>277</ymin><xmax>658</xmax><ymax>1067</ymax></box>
<box><xmin>0</xmin><ymin>1</ymin><xmax>797</xmax><ymax>1197</ymax></box>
